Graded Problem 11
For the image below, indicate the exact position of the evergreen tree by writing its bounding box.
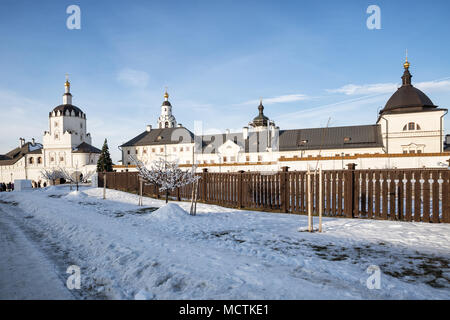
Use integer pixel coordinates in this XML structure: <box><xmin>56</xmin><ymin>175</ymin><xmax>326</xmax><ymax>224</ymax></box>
<box><xmin>97</xmin><ymin>139</ymin><xmax>113</xmax><ymax>172</ymax></box>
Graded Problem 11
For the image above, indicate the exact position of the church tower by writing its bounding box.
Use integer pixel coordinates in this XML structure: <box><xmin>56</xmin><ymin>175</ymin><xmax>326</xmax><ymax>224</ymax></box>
<box><xmin>157</xmin><ymin>89</ymin><xmax>177</xmax><ymax>129</ymax></box>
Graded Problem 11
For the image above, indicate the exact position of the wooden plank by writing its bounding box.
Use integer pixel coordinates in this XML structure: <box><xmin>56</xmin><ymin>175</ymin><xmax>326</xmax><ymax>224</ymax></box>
<box><xmin>422</xmin><ymin>171</ymin><xmax>431</xmax><ymax>223</ymax></box>
<box><xmin>325</xmin><ymin>171</ymin><xmax>331</xmax><ymax>216</ymax></box>
<box><xmin>367</xmin><ymin>171</ymin><xmax>373</xmax><ymax>219</ymax></box>
<box><xmin>389</xmin><ymin>171</ymin><xmax>396</xmax><ymax>220</ymax></box>
<box><xmin>353</xmin><ymin>170</ymin><xmax>360</xmax><ymax>218</ymax></box>
<box><xmin>337</xmin><ymin>171</ymin><xmax>343</xmax><ymax>216</ymax></box>
<box><xmin>442</xmin><ymin>171</ymin><xmax>450</xmax><ymax>223</ymax></box>
<box><xmin>360</xmin><ymin>171</ymin><xmax>367</xmax><ymax>217</ymax></box>
<box><xmin>381</xmin><ymin>171</ymin><xmax>388</xmax><ymax>220</ymax></box>
<box><xmin>432</xmin><ymin>171</ymin><xmax>440</xmax><ymax>223</ymax></box>
<box><xmin>405</xmin><ymin>171</ymin><xmax>412</xmax><ymax>222</ymax></box>
<box><xmin>397</xmin><ymin>171</ymin><xmax>404</xmax><ymax>221</ymax></box>
<box><xmin>414</xmin><ymin>171</ymin><xmax>422</xmax><ymax>222</ymax></box>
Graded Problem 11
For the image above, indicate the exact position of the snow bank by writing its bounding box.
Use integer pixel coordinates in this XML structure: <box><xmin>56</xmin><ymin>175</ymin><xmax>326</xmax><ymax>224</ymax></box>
<box><xmin>149</xmin><ymin>203</ymin><xmax>189</xmax><ymax>220</ymax></box>
<box><xmin>65</xmin><ymin>190</ymin><xmax>88</xmax><ymax>198</ymax></box>
<box><xmin>1</xmin><ymin>186</ymin><xmax>449</xmax><ymax>300</ymax></box>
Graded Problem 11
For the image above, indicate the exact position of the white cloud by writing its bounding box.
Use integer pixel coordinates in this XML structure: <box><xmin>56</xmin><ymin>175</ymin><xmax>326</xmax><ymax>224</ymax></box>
<box><xmin>240</xmin><ymin>94</ymin><xmax>309</xmax><ymax>105</ymax></box>
<box><xmin>117</xmin><ymin>68</ymin><xmax>150</xmax><ymax>88</ymax></box>
<box><xmin>328</xmin><ymin>78</ymin><xmax>450</xmax><ymax>96</ymax></box>
<box><xmin>415</xmin><ymin>79</ymin><xmax>450</xmax><ymax>92</ymax></box>
<box><xmin>327</xmin><ymin>83</ymin><xmax>398</xmax><ymax>95</ymax></box>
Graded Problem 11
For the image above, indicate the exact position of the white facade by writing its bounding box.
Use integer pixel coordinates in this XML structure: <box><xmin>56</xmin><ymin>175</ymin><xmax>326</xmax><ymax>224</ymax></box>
<box><xmin>0</xmin><ymin>79</ymin><xmax>100</xmax><ymax>185</ymax></box>
<box><xmin>118</xmin><ymin>62</ymin><xmax>449</xmax><ymax>173</ymax></box>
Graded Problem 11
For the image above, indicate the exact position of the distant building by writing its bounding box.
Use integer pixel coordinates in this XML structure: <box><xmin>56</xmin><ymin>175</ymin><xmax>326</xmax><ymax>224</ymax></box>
<box><xmin>118</xmin><ymin>58</ymin><xmax>448</xmax><ymax>172</ymax></box>
<box><xmin>0</xmin><ymin>78</ymin><xmax>101</xmax><ymax>184</ymax></box>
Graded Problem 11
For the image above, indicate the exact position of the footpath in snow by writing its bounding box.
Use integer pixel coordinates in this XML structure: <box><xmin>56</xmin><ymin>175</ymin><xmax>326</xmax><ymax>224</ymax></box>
<box><xmin>0</xmin><ymin>185</ymin><xmax>449</xmax><ymax>300</ymax></box>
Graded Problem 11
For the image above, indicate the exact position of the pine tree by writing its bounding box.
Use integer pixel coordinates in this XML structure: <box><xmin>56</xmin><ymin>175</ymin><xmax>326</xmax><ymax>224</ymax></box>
<box><xmin>97</xmin><ymin>139</ymin><xmax>113</xmax><ymax>172</ymax></box>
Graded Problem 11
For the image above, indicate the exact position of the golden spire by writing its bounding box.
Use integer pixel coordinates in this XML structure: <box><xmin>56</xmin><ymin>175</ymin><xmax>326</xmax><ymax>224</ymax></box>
<box><xmin>64</xmin><ymin>73</ymin><xmax>70</xmax><ymax>87</ymax></box>
<box><xmin>403</xmin><ymin>49</ymin><xmax>410</xmax><ymax>69</ymax></box>
<box><xmin>164</xmin><ymin>86</ymin><xmax>169</xmax><ymax>99</ymax></box>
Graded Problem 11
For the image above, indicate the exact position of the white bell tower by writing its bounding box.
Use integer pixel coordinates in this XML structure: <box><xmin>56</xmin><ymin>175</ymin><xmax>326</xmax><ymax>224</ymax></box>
<box><xmin>157</xmin><ymin>89</ymin><xmax>177</xmax><ymax>129</ymax></box>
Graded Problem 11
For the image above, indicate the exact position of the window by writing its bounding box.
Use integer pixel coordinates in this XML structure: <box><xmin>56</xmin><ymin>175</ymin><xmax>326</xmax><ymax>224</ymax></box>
<box><xmin>246</xmin><ymin>156</ymin><xmax>250</xmax><ymax>162</ymax></box>
<box><xmin>80</xmin><ymin>123</ymin><xmax>83</xmax><ymax>128</ymax></box>
<box><xmin>403</xmin><ymin>150</ymin><xmax>408</xmax><ymax>154</ymax></box>
<box><xmin>258</xmin><ymin>155</ymin><xmax>262</xmax><ymax>162</ymax></box>
<box><xmin>417</xmin><ymin>150</ymin><xmax>422</xmax><ymax>154</ymax></box>
<box><xmin>54</xmin><ymin>122</ymin><xmax>58</xmax><ymax>127</ymax></box>
<box><xmin>408</xmin><ymin>122</ymin><xmax>415</xmax><ymax>130</ymax></box>
<box><xmin>223</xmin><ymin>156</ymin><xmax>227</xmax><ymax>162</ymax></box>
<box><xmin>165</xmin><ymin>122</ymin><xmax>169</xmax><ymax>128</ymax></box>
<box><xmin>152</xmin><ymin>148</ymin><xmax>155</xmax><ymax>153</ymax></box>
<box><xmin>50</xmin><ymin>157</ymin><xmax>55</xmax><ymax>162</ymax></box>
<box><xmin>409</xmin><ymin>150</ymin><xmax>416</xmax><ymax>154</ymax></box>
<box><xmin>60</xmin><ymin>156</ymin><xmax>64</xmax><ymax>162</ymax></box>
<box><xmin>160</xmin><ymin>148</ymin><xmax>164</xmax><ymax>152</ymax></box>
<box><xmin>143</xmin><ymin>149</ymin><xmax>147</xmax><ymax>154</ymax></box>
<box><xmin>29</xmin><ymin>157</ymin><xmax>34</xmax><ymax>164</ymax></box>
<box><xmin>127</xmin><ymin>150</ymin><xmax>130</xmax><ymax>155</ymax></box>
<box><xmin>180</xmin><ymin>147</ymin><xmax>183</xmax><ymax>152</ymax></box>
<box><xmin>416</xmin><ymin>124</ymin><xmax>421</xmax><ymax>130</ymax></box>
<box><xmin>403</xmin><ymin>125</ymin><xmax>407</xmax><ymax>131</ymax></box>
<box><xmin>37</xmin><ymin>157</ymin><xmax>42</xmax><ymax>164</ymax></box>
<box><xmin>230</xmin><ymin>156</ymin><xmax>236</xmax><ymax>162</ymax></box>
<box><xmin>343</xmin><ymin>137</ymin><xmax>351</xmax><ymax>143</ymax></box>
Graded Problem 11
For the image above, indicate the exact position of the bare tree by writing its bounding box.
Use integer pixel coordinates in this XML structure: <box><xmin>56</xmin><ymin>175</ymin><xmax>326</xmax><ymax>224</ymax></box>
<box><xmin>130</xmin><ymin>155</ymin><xmax>200</xmax><ymax>205</ymax></box>
<box><xmin>40</xmin><ymin>168</ymin><xmax>63</xmax><ymax>186</ymax></box>
<box><xmin>59</xmin><ymin>166</ymin><xmax>96</xmax><ymax>191</ymax></box>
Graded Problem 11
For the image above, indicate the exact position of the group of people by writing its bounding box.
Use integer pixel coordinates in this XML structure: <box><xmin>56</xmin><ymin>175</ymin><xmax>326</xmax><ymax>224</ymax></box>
<box><xmin>0</xmin><ymin>182</ymin><xmax>14</xmax><ymax>192</ymax></box>
<box><xmin>31</xmin><ymin>181</ymin><xmax>47</xmax><ymax>188</ymax></box>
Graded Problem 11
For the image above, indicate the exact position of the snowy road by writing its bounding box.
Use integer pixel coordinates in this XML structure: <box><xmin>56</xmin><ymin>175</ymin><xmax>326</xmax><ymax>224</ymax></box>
<box><xmin>0</xmin><ymin>204</ymin><xmax>73</xmax><ymax>299</ymax></box>
<box><xmin>0</xmin><ymin>186</ymin><xmax>449</xmax><ymax>299</ymax></box>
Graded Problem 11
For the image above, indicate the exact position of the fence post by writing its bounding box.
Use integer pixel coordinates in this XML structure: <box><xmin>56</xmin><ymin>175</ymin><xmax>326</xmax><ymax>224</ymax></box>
<box><xmin>345</xmin><ymin>163</ymin><xmax>357</xmax><ymax>218</ymax></box>
<box><xmin>443</xmin><ymin>170</ymin><xmax>450</xmax><ymax>223</ymax></box>
<box><xmin>103</xmin><ymin>171</ymin><xmax>106</xmax><ymax>200</ymax></box>
<box><xmin>202</xmin><ymin>168</ymin><xmax>208</xmax><ymax>202</ymax></box>
<box><xmin>280</xmin><ymin>166</ymin><xmax>289</xmax><ymax>213</ymax></box>
<box><xmin>238</xmin><ymin>170</ymin><xmax>244</xmax><ymax>208</ymax></box>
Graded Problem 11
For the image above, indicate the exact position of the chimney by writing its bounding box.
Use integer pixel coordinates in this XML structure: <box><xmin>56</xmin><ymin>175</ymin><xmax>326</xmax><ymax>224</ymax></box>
<box><xmin>146</xmin><ymin>125</ymin><xmax>152</xmax><ymax>132</ymax></box>
<box><xmin>32</xmin><ymin>138</ymin><xmax>35</xmax><ymax>145</ymax></box>
<box><xmin>19</xmin><ymin>138</ymin><xmax>24</xmax><ymax>147</ymax></box>
<box><xmin>242</xmin><ymin>127</ymin><xmax>248</xmax><ymax>140</ymax></box>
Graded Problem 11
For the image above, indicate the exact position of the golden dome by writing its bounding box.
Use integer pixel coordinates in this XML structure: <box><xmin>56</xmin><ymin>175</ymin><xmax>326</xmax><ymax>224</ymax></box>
<box><xmin>404</xmin><ymin>59</ymin><xmax>410</xmax><ymax>69</ymax></box>
<box><xmin>65</xmin><ymin>80</ymin><xmax>70</xmax><ymax>87</ymax></box>
<box><xmin>164</xmin><ymin>91</ymin><xmax>169</xmax><ymax>99</ymax></box>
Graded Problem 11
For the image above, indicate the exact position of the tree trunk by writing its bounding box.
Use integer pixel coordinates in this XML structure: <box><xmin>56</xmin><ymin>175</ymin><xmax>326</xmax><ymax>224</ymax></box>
<box><xmin>165</xmin><ymin>190</ymin><xmax>169</xmax><ymax>204</ymax></box>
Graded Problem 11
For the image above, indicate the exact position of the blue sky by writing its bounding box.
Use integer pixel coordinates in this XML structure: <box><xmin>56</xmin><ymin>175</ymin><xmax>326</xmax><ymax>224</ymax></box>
<box><xmin>0</xmin><ymin>0</ymin><xmax>449</xmax><ymax>161</ymax></box>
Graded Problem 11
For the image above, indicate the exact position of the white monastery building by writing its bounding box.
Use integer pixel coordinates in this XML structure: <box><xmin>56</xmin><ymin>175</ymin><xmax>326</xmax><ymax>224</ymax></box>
<box><xmin>0</xmin><ymin>78</ymin><xmax>101</xmax><ymax>184</ymax></box>
<box><xmin>118</xmin><ymin>59</ymin><xmax>450</xmax><ymax>172</ymax></box>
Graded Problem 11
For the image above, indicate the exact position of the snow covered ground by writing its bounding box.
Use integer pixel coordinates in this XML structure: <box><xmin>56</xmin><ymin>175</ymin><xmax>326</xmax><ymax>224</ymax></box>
<box><xmin>0</xmin><ymin>185</ymin><xmax>449</xmax><ymax>299</ymax></box>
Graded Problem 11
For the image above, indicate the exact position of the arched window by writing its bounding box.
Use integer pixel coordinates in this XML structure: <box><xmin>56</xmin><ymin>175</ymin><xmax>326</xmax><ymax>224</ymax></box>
<box><xmin>403</xmin><ymin>122</ymin><xmax>421</xmax><ymax>131</ymax></box>
<box><xmin>29</xmin><ymin>157</ymin><xmax>34</xmax><ymax>164</ymax></box>
<box><xmin>165</xmin><ymin>121</ymin><xmax>169</xmax><ymax>128</ymax></box>
<box><xmin>37</xmin><ymin>157</ymin><xmax>42</xmax><ymax>164</ymax></box>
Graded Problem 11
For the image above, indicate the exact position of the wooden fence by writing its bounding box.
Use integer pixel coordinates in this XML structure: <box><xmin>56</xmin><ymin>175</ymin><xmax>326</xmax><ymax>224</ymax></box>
<box><xmin>98</xmin><ymin>165</ymin><xmax>450</xmax><ymax>223</ymax></box>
